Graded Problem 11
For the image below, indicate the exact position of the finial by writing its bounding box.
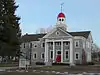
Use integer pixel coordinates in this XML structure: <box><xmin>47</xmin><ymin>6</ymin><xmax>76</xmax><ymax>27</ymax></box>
<box><xmin>61</xmin><ymin>3</ymin><xmax>64</xmax><ymax>12</ymax></box>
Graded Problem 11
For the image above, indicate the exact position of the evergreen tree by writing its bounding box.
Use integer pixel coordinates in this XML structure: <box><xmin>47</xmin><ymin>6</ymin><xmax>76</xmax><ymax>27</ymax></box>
<box><xmin>0</xmin><ymin>0</ymin><xmax>21</xmax><ymax>58</ymax></box>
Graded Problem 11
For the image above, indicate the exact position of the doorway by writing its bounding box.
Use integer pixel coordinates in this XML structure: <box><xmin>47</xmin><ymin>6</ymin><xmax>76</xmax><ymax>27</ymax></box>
<box><xmin>56</xmin><ymin>50</ymin><xmax>61</xmax><ymax>62</ymax></box>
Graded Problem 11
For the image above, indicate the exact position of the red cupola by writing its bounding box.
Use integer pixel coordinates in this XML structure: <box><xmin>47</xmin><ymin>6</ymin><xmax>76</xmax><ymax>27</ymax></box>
<box><xmin>57</xmin><ymin>12</ymin><xmax>65</xmax><ymax>18</ymax></box>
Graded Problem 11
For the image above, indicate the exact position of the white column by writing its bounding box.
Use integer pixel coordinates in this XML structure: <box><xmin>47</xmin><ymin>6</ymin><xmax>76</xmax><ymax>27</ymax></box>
<box><xmin>53</xmin><ymin>41</ymin><xmax>55</xmax><ymax>63</ymax></box>
<box><xmin>69</xmin><ymin>38</ymin><xmax>74</xmax><ymax>66</ymax></box>
<box><xmin>45</xmin><ymin>39</ymin><xmax>48</xmax><ymax>62</ymax></box>
<box><xmin>61</xmin><ymin>39</ymin><xmax>63</xmax><ymax>63</ymax></box>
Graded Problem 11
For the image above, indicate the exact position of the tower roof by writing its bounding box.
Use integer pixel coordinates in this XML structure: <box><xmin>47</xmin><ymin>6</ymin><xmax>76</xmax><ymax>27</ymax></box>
<box><xmin>57</xmin><ymin>12</ymin><xmax>65</xmax><ymax>18</ymax></box>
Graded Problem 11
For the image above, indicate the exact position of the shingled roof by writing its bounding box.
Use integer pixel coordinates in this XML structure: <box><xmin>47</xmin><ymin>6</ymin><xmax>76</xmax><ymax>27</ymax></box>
<box><xmin>58</xmin><ymin>28</ymin><xmax>91</xmax><ymax>39</ymax></box>
<box><xmin>21</xmin><ymin>33</ymin><xmax>46</xmax><ymax>42</ymax></box>
<box><xmin>68</xmin><ymin>31</ymin><xmax>91</xmax><ymax>38</ymax></box>
<box><xmin>21</xmin><ymin>31</ymin><xmax>90</xmax><ymax>42</ymax></box>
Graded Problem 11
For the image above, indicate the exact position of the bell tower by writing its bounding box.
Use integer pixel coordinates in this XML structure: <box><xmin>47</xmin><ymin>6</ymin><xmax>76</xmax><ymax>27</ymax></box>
<box><xmin>57</xmin><ymin>12</ymin><xmax>66</xmax><ymax>24</ymax></box>
<box><xmin>56</xmin><ymin>3</ymin><xmax>68</xmax><ymax>31</ymax></box>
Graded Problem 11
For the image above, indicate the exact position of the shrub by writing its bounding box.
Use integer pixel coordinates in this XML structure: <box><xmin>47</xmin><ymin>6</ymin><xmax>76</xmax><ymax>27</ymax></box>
<box><xmin>36</xmin><ymin>62</ymin><xmax>45</xmax><ymax>65</ymax></box>
<box><xmin>52</xmin><ymin>63</ymin><xmax>69</xmax><ymax>65</ymax></box>
<box><xmin>87</xmin><ymin>62</ymin><xmax>95</xmax><ymax>65</ymax></box>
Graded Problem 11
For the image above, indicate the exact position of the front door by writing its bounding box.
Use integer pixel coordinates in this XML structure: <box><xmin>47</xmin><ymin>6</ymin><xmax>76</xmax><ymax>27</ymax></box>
<box><xmin>56</xmin><ymin>51</ymin><xmax>61</xmax><ymax>62</ymax></box>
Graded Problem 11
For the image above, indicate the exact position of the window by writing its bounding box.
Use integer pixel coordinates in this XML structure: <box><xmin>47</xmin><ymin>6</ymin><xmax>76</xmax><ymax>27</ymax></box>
<box><xmin>65</xmin><ymin>50</ymin><xmax>69</xmax><ymax>60</ymax></box>
<box><xmin>34</xmin><ymin>44</ymin><xmax>37</xmax><ymax>48</ymax></box>
<box><xmin>56</xmin><ymin>50</ymin><xmax>61</xmax><ymax>55</ymax></box>
<box><xmin>50</xmin><ymin>50</ymin><xmax>53</xmax><ymax>59</ymax></box>
<box><xmin>55</xmin><ymin>42</ymin><xmax>61</xmax><ymax>46</ymax></box>
<box><xmin>75</xmin><ymin>40</ymin><xmax>79</xmax><ymax>48</ymax></box>
<box><xmin>23</xmin><ymin>43</ymin><xmax>25</xmax><ymax>48</ymax></box>
<box><xmin>41</xmin><ymin>52</ymin><xmax>44</xmax><ymax>59</ymax></box>
<box><xmin>30</xmin><ymin>43</ymin><xmax>32</xmax><ymax>48</ymax></box>
<box><xmin>75</xmin><ymin>52</ymin><xmax>79</xmax><ymax>60</ymax></box>
<box><xmin>33</xmin><ymin>52</ymin><xmax>37</xmax><ymax>59</ymax></box>
<box><xmin>42</xmin><ymin>43</ymin><xmax>45</xmax><ymax>47</ymax></box>
<box><xmin>57</xmin><ymin>51</ymin><xmax>61</xmax><ymax>55</ymax></box>
<box><xmin>49</xmin><ymin>42</ymin><xmax>53</xmax><ymax>46</ymax></box>
<box><xmin>56</xmin><ymin>31</ymin><xmax>60</xmax><ymax>35</ymax></box>
<box><xmin>86</xmin><ymin>41</ymin><xmax>89</xmax><ymax>48</ymax></box>
<box><xmin>64</xmin><ymin>41</ymin><xmax>69</xmax><ymax>46</ymax></box>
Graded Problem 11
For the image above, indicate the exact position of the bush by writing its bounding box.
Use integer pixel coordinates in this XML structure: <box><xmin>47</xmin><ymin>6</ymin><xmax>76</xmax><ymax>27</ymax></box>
<box><xmin>36</xmin><ymin>62</ymin><xmax>45</xmax><ymax>65</ymax></box>
<box><xmin>52</xmin><ymin>63</ymin><xmax>69</xmax><ymax>65</ymax></box>
<box><xmin>87</xmin><ymin>62</ymin><xmax>95</xmax><ymax>65</ymax></box>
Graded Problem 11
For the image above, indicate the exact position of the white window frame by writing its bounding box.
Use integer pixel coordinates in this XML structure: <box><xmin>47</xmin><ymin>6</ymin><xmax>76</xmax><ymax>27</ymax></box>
<box><xmin>33</xmin><ymin>52</ymin><xmax>37</xmax><ymax>59</ymax></box>
<box><xmin>50</xmin><ymin>50</ymin><xmax>53</xmax><ymax>59</ymax></box>
<box><xmin>75</xmin><ymin>52</ymin><xmax>80</xmax><ymax>60</ymax></box>
<box><xmin>56</xmin><ymin>31</ymin><xmax>60</xmax><ymax>35</ymax></box>
<box><xmin>41</xmin><ymin>42</ymin><xmax>45</xmax><ymax>48</ymax></box>
<box><xmin>49</xmin><ymin>42</ymin><xmax>53</xmax><ymax>46</ymax></box>
<box><xmin>41</xmin><ymin>52</ymin><xmax>44</xmax><ymax>59</ymax></box>
<box><xmin>30</xmin><ymin>43</ymin><xmax>32</xmax><ymax>48</ymax></box>
<box><xmin>64</xmin><ymin>41</ymin><xmax>69</xmax><ymax>46</ymax></box>
<box><xmin>64</xmin><ymin>50</ymin><xmax>69</xmax><ymax>60</ymax></box>
<box><xmin>55</xmin><ymin>42</ymin><xmax>61</xmax><ymax>46</ymax></box>
<box><xmin>75</xmin><ymin>40</ymin><xmax>79</xmax><ymax>48</ymax></box>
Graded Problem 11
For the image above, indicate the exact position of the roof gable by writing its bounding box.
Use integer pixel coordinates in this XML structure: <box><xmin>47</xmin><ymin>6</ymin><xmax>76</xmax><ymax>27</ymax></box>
<box><xmin>21</xmin><ymin>30</ymin><xmax>91</xmax><ymax>42</ymax></box>
<box><xmin>43</xmin><ymin>27</ymin><xmax>72</xmax><ymax>38</ymax></box>
<box><xmin>68</xmin><ymin>31</ymin><xmax>91</xmax><ymax>39</ymax></box>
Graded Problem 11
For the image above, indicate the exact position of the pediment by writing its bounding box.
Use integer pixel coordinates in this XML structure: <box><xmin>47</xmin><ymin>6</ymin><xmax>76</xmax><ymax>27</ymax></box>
<box><xmin>43</xmin><ymin>28</ymin><xmax>72</xmax><ymax>38</ymax></box>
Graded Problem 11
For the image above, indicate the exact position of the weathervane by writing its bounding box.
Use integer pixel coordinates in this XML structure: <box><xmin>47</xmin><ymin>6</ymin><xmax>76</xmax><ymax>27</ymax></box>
<box><xmin>61</xmin><ymin>3</ymin><xmax>64</xmax><ymax>12</ymax></box>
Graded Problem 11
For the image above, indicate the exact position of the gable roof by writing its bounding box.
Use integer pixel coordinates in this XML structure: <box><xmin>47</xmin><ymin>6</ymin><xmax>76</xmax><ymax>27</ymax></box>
<box><xmin>21</xmin><ymin>31</ymin><xmax>91</xmax><ymax>42</ymax></box>
<box><xmin>21</xmin><ymin>33</ymin><xmax>46</xmax><ymax>42</ymax></box>
<box><xmin>59</xmin><ymin>27</ymin><xmax>91</xmax><ymax>38</ymax></box>
<box><xmin>43</xmin><ymin>27</ymin><xmax>73</xmax><ymax>38</ymax></box>
<box><xmin>68</xmin><ymin>31</ymin><xmax>91</xmax><ymax>38</ymax></box>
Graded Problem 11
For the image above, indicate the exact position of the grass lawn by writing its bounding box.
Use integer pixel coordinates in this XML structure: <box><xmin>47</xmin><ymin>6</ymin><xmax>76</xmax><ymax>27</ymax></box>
<box><xmin>34</xmin><ymin>65</ymin><xmax>100</xmax><ymax>73</ymax></box>
<box><xmin>0</xmin><ymin>65</ymin><xmax>100</xmax><ymax>75</ymax></box>
<box><xmin>0</xmin><ymin>72</ymin><xmax>60</xmax><ymax>75</ymax></box>
<box><xmin>0</xmin><ymin>63</ymin><xmax>17</xmax><ymax>67</ymax></box>
<box><xmin>0</xmin><ymin>63</ymin><xmax>13</xmax><ymax>67</ymax></box>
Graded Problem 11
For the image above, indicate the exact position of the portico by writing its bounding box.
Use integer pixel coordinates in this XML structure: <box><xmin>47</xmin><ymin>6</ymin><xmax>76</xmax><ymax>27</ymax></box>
<box><xmin>44</xmin><ymin>38</ymin><xmax>74</xmax><ymax>65</ymax></box>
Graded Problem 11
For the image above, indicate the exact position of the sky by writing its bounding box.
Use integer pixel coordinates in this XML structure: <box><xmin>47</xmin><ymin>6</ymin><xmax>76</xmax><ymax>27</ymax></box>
<box><xmin>16</xmin><ymin>0</ymin><xmax>100</xmax><ymax>47</ymax></box>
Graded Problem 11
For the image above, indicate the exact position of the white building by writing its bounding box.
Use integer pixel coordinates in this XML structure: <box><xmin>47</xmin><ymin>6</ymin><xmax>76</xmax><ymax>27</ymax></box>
<box><xmin>19</xmin><ymin>12</ymin><xmax>93</xmax><ymax>67</ymax></box>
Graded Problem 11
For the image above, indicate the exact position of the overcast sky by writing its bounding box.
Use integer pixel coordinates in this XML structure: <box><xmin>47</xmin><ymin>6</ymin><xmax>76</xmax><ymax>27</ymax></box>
<box><xmin>16</xmin><ymin>0</ymin><xmax>100</xmax><ymax>47</ymax></box>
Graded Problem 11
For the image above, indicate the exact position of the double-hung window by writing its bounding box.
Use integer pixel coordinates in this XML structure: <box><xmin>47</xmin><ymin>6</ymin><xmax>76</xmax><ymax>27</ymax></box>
<box><xmin>65</xmin><ymin>50</ymin><xmax>69</xmax><ymax>60</ymax></box>
<box><xmin>33</xmin><ymin>52</ymin><xmax>37</xmax><ymax>59</ymax></box>
<box><xmin>41</xmin><ymin>52</ymin><xmax>44</xmax><ymax>59</ymax></box>
<box><xmin>75</xmin><ymin>40</ymin><xmax>79</xmax><ymax>48</ymax></box>
<box><xmin>50</xmin><ymin>50</ymin><xmax>53</xmax><ymax>59</ymax></box>
<box><xmin>75</xmin><ymin>52</ymin><xmax>79</xmax><ymax>60</ymax></box>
